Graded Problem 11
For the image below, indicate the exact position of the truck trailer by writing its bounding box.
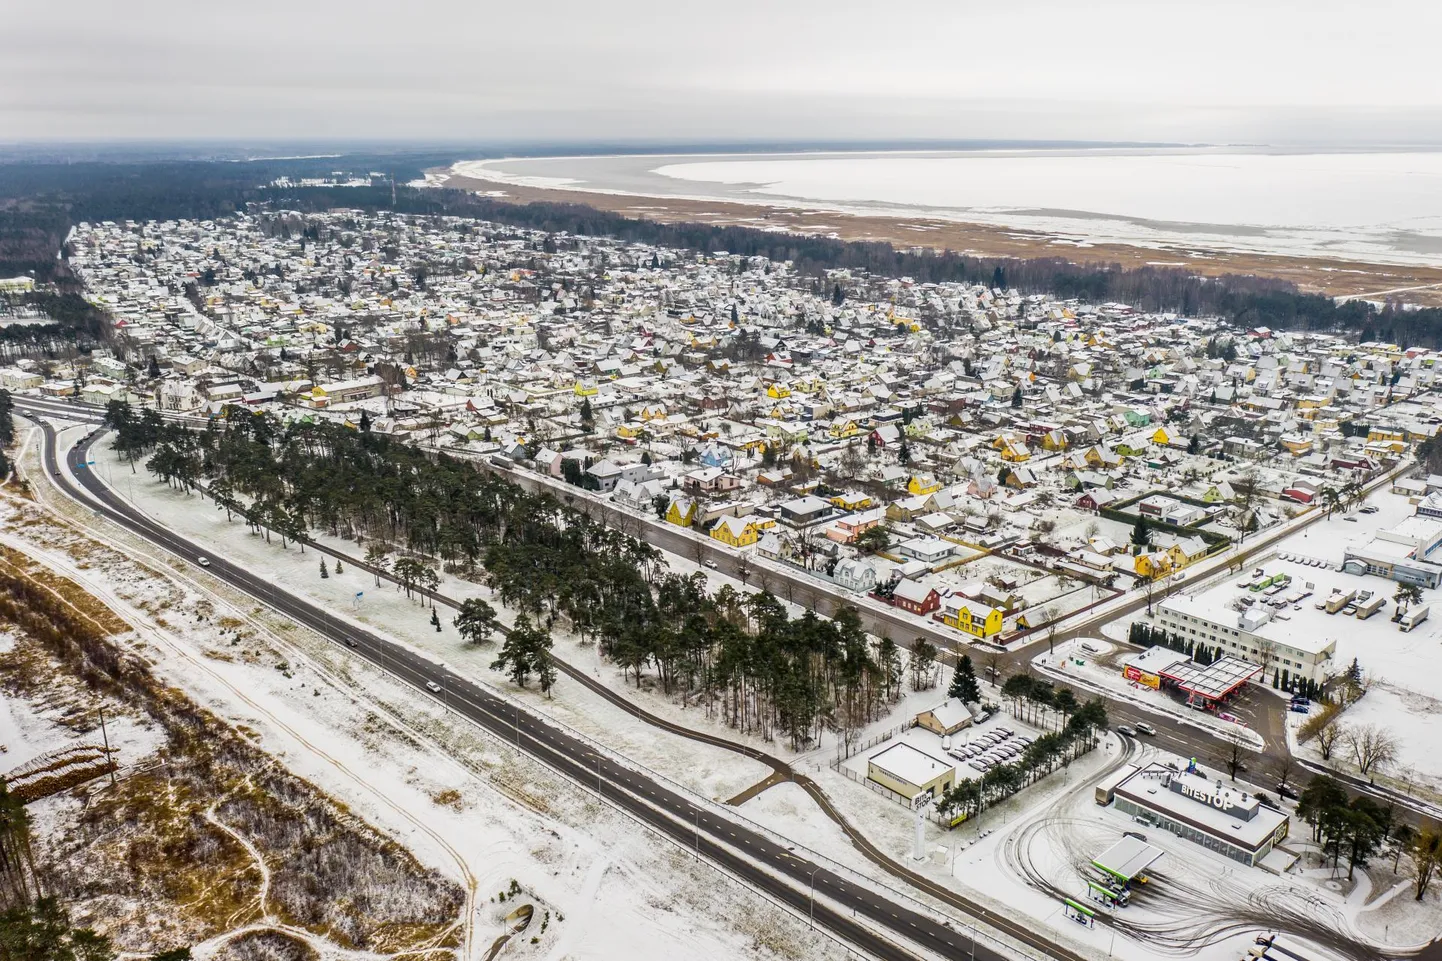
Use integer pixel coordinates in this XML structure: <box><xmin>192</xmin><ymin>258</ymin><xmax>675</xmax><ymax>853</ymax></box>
<box><xmin>1325</xmin><ymin>590</ymin><xmax>1357</xmax><ymax>614</ymax></box>
<box><xmin>1400</xmin><ymin>605</ymin><xmax>1430</xmax><ymax>632</ymax></box>
<box><xmin>1355</xmin><ymin>595</ymin><xmax>1387</xmax><ymax>620</ymax></box>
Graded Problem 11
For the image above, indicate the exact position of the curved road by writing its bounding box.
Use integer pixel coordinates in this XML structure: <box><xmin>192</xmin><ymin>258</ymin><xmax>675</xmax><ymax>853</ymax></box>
<box><xmin>21</xmin><ymin>405</ymin><xmax>1086</xmax><ymax>961</ymax></box>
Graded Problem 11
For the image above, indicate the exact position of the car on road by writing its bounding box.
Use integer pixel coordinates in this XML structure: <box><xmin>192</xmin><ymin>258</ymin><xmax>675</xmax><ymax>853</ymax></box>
<box><xmin>1116</xmin><ymin>724</ymin><xmax>1137</xmax><ymax>737</ymax></box>
<box><xmin>425</xmin><ymin>681</ymin><xmax>442</xmax><ymax>693</ymax></box>
<box><xmin>1276</xmin><ymin>783</ymin><xmax>1301</xmax><ymax>801</ymax></box>
<box><xmin>703</xmin><ymin>559</ymin><xmax>718</xmax><ymax>569</ymax></box>
<box><xmin>1135</xmin><ymin>722</ymin><xmax>1156</xmax><ymax>736</ymax></box>
<box><xmin>343</xmin><ymin>638</ymin><xmax>358</xmax><ymax>648</ymax></box>
<box><xmin>196</xmin><ymin>556</ymin><xmax>211</xmax><ymax>567</ymax></box>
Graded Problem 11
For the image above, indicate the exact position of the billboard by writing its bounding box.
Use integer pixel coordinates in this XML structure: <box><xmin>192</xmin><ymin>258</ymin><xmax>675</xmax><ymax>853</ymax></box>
<box><xmin>1123</xmin><ymin>665</ymin><xmax>1161</xmax><ymax>689</ymax></box>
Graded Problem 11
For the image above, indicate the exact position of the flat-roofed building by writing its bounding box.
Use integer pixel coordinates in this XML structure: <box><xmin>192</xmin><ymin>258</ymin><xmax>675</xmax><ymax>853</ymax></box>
<box><xmin>1111</xmin><ymin>762</ymin><xmax>1289</xmax><ymax>867</ymax></box>
<box><xmin>866</xmin><ymin>742</ymin><xmax>955</xmax><ymax>802</ymax></box>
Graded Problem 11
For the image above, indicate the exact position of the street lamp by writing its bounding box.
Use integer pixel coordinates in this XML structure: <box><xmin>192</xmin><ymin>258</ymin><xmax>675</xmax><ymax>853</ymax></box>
<box><xmin>806</xmin><ymin>865</ymin><xmax>819</xmax><ymax>926</ymax></box>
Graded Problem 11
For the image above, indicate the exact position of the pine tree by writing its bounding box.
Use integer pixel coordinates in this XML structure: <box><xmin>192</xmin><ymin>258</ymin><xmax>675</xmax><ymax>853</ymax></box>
<box><xmin>948</xmin><ymin>655</ymin><xmax>981</xmax><ymax>703</ymax></box>
<box><xmin>334</xmin><ymin>559</ymin><xmax>343</xmax><ymax>575</ymax></box>
<box><xmin>431</xmin><ymin>607</ymin><xmax>441</xmax><ymax>632</ymax></box>
<box><xmin>319</xmin><ymin>557</ymin><xmax>329</xmax><ymax>578</ymax></box>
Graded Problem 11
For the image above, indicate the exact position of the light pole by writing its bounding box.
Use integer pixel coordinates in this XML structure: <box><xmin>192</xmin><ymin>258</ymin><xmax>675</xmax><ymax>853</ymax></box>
<box><xmin>807</xmin><ymin>865</ymin><xmax>819</xmax><ymax>927</ymax></box>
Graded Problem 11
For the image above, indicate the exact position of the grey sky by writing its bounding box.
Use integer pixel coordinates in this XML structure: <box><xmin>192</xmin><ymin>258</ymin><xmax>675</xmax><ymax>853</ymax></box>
<box><xmin>5</xmin><ymin>0</ymin><xmax>1441</xmax><ymax>144</ymax></box>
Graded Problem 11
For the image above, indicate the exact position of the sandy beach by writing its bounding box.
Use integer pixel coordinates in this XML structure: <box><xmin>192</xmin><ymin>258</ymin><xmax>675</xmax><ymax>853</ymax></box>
<box><xmin>439</xmin><ymin>170</ymin><xmax>1442</xmax><ymax>308</ymax></box>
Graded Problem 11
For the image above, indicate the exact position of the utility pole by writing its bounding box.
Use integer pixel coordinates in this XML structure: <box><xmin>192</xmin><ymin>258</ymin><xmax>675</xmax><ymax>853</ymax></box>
<box><xmin>97</xmin><ymin>704</ymin><xmax>116</xmax><ymax>786</ymax></box>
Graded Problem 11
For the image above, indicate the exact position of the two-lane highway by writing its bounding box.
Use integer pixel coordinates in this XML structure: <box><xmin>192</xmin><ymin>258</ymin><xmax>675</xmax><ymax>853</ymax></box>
<box><xmin>21</xmin><ymin>410</ymin><xmax>1075</xmax><ymax>961</ymax></box>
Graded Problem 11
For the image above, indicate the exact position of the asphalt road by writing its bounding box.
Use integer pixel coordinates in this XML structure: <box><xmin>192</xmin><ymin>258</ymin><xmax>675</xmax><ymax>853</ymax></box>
<box><xmin>19</xmin><ymin>405</ymin><xmax>1074</xmax><ymax>961</ymax></box>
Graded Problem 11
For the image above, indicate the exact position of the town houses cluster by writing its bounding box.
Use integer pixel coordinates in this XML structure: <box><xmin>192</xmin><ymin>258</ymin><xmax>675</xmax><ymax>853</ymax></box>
<box><xmin>9</xmin><ymin>208</ymin><xmax>1441</xmax><ymax>654</ymax></box>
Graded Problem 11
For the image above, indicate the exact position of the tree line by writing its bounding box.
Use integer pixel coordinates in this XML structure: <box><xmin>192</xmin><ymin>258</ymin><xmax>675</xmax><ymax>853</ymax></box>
<box><xmin>107</xmin><ymin>401</ymin><xmax>917</xmax><ymax>749</ymax></box>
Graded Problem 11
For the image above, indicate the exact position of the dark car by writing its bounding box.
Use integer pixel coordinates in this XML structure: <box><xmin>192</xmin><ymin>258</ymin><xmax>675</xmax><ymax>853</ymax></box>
<box><xmin>1290</xmin><ymin>703</ymin><xmax>1310</xmax><ymax>714</ymax></box>
<box><xmin>1276</xmin><ymin>783</ymin><xmax>1301</xmax><ymax>801</ymax></box>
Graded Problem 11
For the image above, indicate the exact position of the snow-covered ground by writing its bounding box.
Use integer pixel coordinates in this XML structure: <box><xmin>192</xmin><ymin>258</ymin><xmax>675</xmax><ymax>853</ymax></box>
<box><xmin>8</xmin><ymin>424</ymin><xmax>858</xmax><ymax>961</ymax></box>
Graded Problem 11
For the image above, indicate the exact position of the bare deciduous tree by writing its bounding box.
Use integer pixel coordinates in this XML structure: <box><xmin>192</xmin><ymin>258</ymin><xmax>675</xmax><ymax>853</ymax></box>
<box><xmin>1316</xmin><ymin>721</ymin><xmax>1344</xmax><ymax>762</ymax></box>
<box><xmin>1347</xmin><ymin>724</ymin><xmax>1399</xmax><ymax>777</ymax></box>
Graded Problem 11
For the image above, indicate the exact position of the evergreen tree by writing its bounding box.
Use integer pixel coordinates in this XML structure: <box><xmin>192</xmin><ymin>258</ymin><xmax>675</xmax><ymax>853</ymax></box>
<box><xmin>1131</xmin><ymin>515</ymin><xmax>1151</xmax><ymax>550</ymax></box>
<box><xmin>334</xmin><ymin>559</ymin><xmax>343</xmax><ymax>575</ymax></box>
<box><xmin>1011</xmin><ymin>384</ymin><xmax>1023</xmax><ymax>408</ymax></box>
<box><xmin>454</xmin><ymin>598</ymin><xmax>498</xmax><ymax>646</ymax></box>
<box><xmin>0</xmin><ymin>389</ymin><xmax>13</xmax><ymax>447</ymax></box>
<box><xmin>359</xmin><ymin>409</ymin><xmax>371</xmax><ymax>433</ymax></box>
<box><xmin>948</xmin><ymin>654</ymin><xmax>981</xmax><ymax>703</ymax></box>
<box><xmin>431</xmin><ymin>607</ymin><xmax>441</xmax><ymax>632</ymax></box>
<box><xmin>147</xmin><ymin>355</ymin><xmax>161</xmax><ymax>378</ymax></box>
<box><xmin>319</xmin><ymin>557</ymin><xmax>328</xmax><ymax>578</ymax></box>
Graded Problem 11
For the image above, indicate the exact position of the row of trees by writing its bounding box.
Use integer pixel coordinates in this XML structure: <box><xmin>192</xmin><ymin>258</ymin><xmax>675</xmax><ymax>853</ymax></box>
<box><xmin>0</xmin><ymin>388</ymin><xmax>13</xmax><ymax>477</ymax></box>
<box><xmin>1296</xmin><ymin>775</ymin><xmax>1442</xmax><ymax>897</ymax></box>
<box><xmin>109</xmin><ymin>402</ymin><xmax>912</xmax><ymax>749</ymax></box>
<box><xmin>936</xmin><ymin>693</ymin><xmax>1108</xmax><ymax>822</ymax></box>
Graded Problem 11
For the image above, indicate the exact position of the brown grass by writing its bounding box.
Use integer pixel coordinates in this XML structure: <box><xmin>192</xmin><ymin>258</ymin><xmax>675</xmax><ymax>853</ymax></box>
<box><xmin>441</xmin><ymin>172</ymin><xmax>1442</xmax><ymax>308</ymax></box>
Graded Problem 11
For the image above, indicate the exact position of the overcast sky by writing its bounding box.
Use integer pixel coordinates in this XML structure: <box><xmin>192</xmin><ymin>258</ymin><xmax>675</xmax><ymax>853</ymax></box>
<box><xmin>5</xmin><ymin>0</ymin><xmax>1441</xmax><ymax>146</ymax></box>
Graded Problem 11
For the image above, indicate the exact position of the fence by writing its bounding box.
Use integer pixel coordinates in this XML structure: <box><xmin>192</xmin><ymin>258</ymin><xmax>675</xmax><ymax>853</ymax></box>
<box><xmin>833</xmin><ymin>721</ymin><xmax>909</xmax><ymax>762</ymax></box>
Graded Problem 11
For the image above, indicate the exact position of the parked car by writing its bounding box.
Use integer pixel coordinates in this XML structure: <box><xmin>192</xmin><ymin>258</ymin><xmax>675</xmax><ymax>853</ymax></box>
<box><xmin>1276</xmin><ymin>783</ymin><xmax>1301</xmax><ymax>801</ymax></box>
<box><xmin>1135</xmin><ymin>722</ymin><xmax>1156</xmax><ymax>736</ymax></box>
<box><xmin>1290</xmin><ymin>703</ymin><xmax>1310</xmax><ymax>714</ymax></box>
<box><xmin>1123</xmin><ymin>830</ymin><xmax>1148</xmax><ymax>842</ymax></box>
<box><xmin>1361</xmin><ymin>505</ymin><xmax>1379</xmax><ymax>514</ymax></box>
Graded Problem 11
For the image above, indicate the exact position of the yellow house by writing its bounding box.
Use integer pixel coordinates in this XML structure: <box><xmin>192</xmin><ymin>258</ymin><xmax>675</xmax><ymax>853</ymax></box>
<box><xmin>1150</xmin><ymin>426</ymin><xmax>1173</xmax><ymax>446</ymax></box>
<box><xmin>999</xmin><ymin>439</ymin><xmax>1031</xmax><ymax>463</ymax></box>
<box><xmin>766</xmin><ymin>382</ymin><xmax>792</xmax><ymax>399</ymax></box>
<box><xmin>1134</xmin><ymin>551</ymin><xmax>1174</xmax><ymax>580</ymax></box>
<box><xmin>573</xmin><ymin>380</ymin><xmax>599</xmax><ymax>396</ymax></box>
<box><xmin>710</xmin><ymin>516</ymin><xmax>759</xmax><ymax>547</ymax></box>
<box><xmin>616</xmin><ymin>422</ymin><xmax>644</xmax><ymax>440</ymax></box>
<box><xmin>665</xmin><ymin>498</ymin><xmax>698</xmax><ymax>528</ymax></box>
<box><xmin>906</xmin><ymin>475</ymin><xmax>942</xmax><ymax>496</ymax></box>
<box><xmin>939</xmin><ymin>602</ymin><xmax>1004</xmax><ymax>639</ymax></box>
<box><xmin>1039</xmin><ymin>429</ymin><xmax>1069</xmax><ymax>451</ymax></box>
<box><xmin>1280</xmin><ymin>435</ymin><xmax>1314</xmax><ymax>456</ymax></box>
<box><xmin>829</xmin><ymin>419</ymin><xmax>861</xmax><ymax>439</ymax></box>
<box><xmin>830</xmin><ymin>491</ymin><xmax>874</xmax><ymax>511</ymax></box>
<box><xmin>639</xmin><ymin>404</ymin><xmax>667</xmax><ymax>421</ymax></box>
<box><xmin>1368</xmin><ymin>426</ymin><xmax>1407</xmax><ymax>444</ymax></box>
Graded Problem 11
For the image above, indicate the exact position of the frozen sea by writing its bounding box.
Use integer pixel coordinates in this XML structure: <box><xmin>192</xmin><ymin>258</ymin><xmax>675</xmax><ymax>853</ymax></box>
<box><xmin>452</xmin><ymin>147</ymin><xmax>1442</xmax><ymax>266</ymax></box>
